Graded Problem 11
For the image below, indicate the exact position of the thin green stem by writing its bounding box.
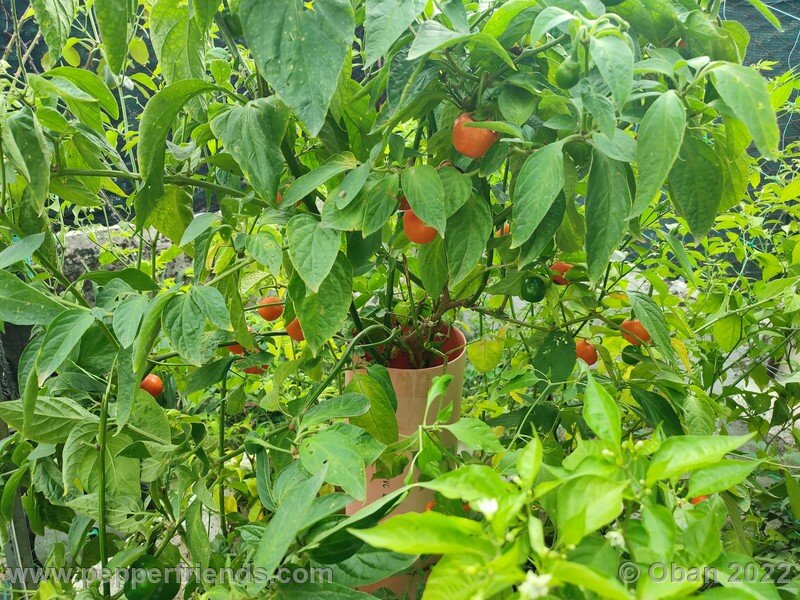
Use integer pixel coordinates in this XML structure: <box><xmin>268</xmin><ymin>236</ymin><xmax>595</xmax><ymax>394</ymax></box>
<box><xmin>98</xmin><ymin>358</ymin><xmax>117</xmax><ymax>600</ymax></box>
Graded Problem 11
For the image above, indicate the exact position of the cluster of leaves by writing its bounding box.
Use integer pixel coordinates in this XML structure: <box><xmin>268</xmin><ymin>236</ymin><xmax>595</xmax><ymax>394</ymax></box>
<box><xmin>0</xmin><ymin>0</ymin><xmax>797</xmax><ymax>598</ymax></box>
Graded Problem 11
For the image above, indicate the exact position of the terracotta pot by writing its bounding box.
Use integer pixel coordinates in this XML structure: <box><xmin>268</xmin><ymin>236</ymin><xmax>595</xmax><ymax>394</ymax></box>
<box><xmin>346</xmin><ymin>326</ymin><xmax>467</xmax><ymax>516</ymax></box>
<box><xmin>345</xmin><ymin>327</ymin><xmax>467</xmax><ymax>598</ymax></box>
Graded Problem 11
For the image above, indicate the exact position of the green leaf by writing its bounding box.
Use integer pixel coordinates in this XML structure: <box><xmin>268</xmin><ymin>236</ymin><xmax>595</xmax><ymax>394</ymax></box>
<box><xmin>581</xmin><ymin>91</ymin><xmax>616</xmax><ymax>138</ymax></box>
<box><xmin>274</xmin><ymin>582</ymin><xmax>382</xmax><ymax>599</ymax></box>
<box><xmin>743</xmin><ymin>0</ymin><xmax>781</xmax><ymax>30</ymax></box>
<box><xmin>180</xmin><ymin>212</ymin><xmax>219</xmax><ymax>247</ymax></box>
<box><xmin>549</xmin><ymin>561</ymin><xmax>631</xmax><ymax>600</ymax></box>
<box><xmin>283</xmin><ymin>153</ymin><xmax>358</xmax><ymax>207</ymax></box>
<box><xmin>94</xmin><ymin>0</ymin><xmax>130</xmax><ymax>72</ymax></box>
<box><xmin>646</xmin><ymin>434</ymin><xmax>753</xmax><ymax>485</ymax></box>
<box><xmin>1</xmin><ymin>465</ymin><xmax>29</xmax><ymax>525</ymax></box>
<box><xmin>3</xmin><ymin>108</ymin><xmax>50</xmax><ymax>208</ymax></box>
<box><xmin>408</xmin><ymin>20</ymin><xmax>514</xmax><ymax>67</ymax></box>
<box><xmin>112</xmin><ymin>295</ymin><xmax>148</xmax><ymax>348</ymax></box>
<box><xmin>589</xmin><ymin>35</ymin><xmax>633</xmax><ymax>109</ymax></box>
<box><xmin>190</xmin><ymin>0</ymin><xmax>217</xmax><ymax>33</ymax></box>
<box><xmin>145</xmin><ymin>186</ymin><xmax>194</xmax><ymax>245</ymax></box>
<box><xmin>631</xmin><ymin>90</ymin><xmax>686</xmax><ymax>218</ymax></box>
<box><xmin>712</xmin><ymin>314</ymin><xmax>744</xmax><ymax>353</ymax></box>
<box><xmin>246</xmin><ymin>230</ymin><xmax>283</xmax><ymax>277</ymax></box>
<box><xmin>518</xmin><ymin>193</ymin><xmax>566</xmax><ymax>267</ymax></box>
<box><xmin>417</xmin><ymin>238</ymin><xmax>448</xmax><ymax>298</ymax></box>
<box><xmin>190</xmin><ymin>285</ymin><xmax>233</xmax><ymax>331</ymax></box>
<box><xmin>668</xmin><ymin>133</ymin><xmax>723</xmax><ymax>237</ymax></box>
<box><xmin>511</xmin><ymin>142</ymin><xmax>564</xmax><ymax>248</ymax></box>
<box><xmin>333</xmin><ymin>163</ymin><xmax>373</xmax><ymax>210</ymax></box>
<box><xmin>420</xmin><ymin>464</ymin><xmax>511</xmax><ymax>503</ymax></box>
<box><xmin>557</xmin><ymin>476</ymin><xmax>628</xmax><ymax>546</ymax></box>
<box><xmin>467</xmin><ymin>337</ymin><xmax>503</xmax><ymax>373</ymax></box>
<box><xmin>364</xmin><ymin>0</ymin><xmax>427</xmax><ymax>66</ymax></box>
<box><xmin>439</xmin><ymin>166</ymin><xmax>472</xmax><ymax>217</ymax></box>
<box><xmin>401</xmin><ymin>165</ymin><xmax>446</xmax><ymax>235</ymax></box>
<box><xmin>711</xmin><ymin>64</ymin><xmax>779</xmax><ymax>159</ymax></box>
<box><xmin>484</xmin><ymin>0</ymin><xmax>537</xmax><ymax>37</ymax></box>
<box><xmin>630</xmin><ymin>388</ymin><xmax>684</xmax><ymax>437</ymax></box>
<box><xmin>300</xmin><ymin>394</ymin><xmax>371</xmax><ymax>432</ymax></box>
<box><xmin>346</xmin><ymin>374</ymin><xmax>398</xmax><ymax>444</ymax></box>
<box><xmin>533</xmin><ymin>330</ymin><xmax>576</xmax><ymax>388</ymax></box>
<box><xmin>785</xmin><ymin>472</ymin><xmax>800</xmax><ymax>520</ymax></box>
<box><xmin>81</xmin><ymin>269</ymin><xmax>159</xmax><ymax>292</ymax></box>
<box><xmin>210</xmin><ymin>98</ymin><xmax>290</xmax><ymax>204</ymax></box>
<box><xmin>240</xmin><ymin>0</ymin><xmax>355</xmax><ymax>135</ymax></box>
<box><xmin>36</xmin><ymin>309</ymin><xmax>95</xmax><ymax>385</ymax></box>
<box><xmin>352</xmin><ymin>512</ymin><xmax>495</xmax><ymax>556</ymax></box>
<box><xmin>583</xmin><ymin>368</ymin><xmax>621</xmax><ymax>447</ymax></box>
<box><xmin>132</xmin><ymin>294</ymin><xmax>180</xmax><ymax>381</ymax></box>
<box><xmin>517</xmin><ymin>436</ymin><xmax>543</xmax><ymax>487</ymax></box>
<box><xmin>627</xmin><ymin>291</ymin><xmax>677</xmax><ymax>364</ymax></box>
<box><xmin>129</xmin><ymin>390</ymin><xmax>172</xmax><ymax>444</ymax></box>
<box><xmin>45</xmin><ymin>67</ymin><xmax>119</xmax><ymax>118</ymax></box>
<box><xmin>253</xmin><ymin>468</ymin><xmax>327</xmax><ymax>578</ymax></box>
<box><xmin>324</xmin><ymin>546</ymin><xmax>419</xmax><ymax>587</ymax></box>
<box><xmin>49</xmin><ymin>177</ymin><xmax>102</xmax><ymax>207</ymax></box>
<box><xmin>530</xmin><ymin>6</ymin><xmax>573</xmax><ymax>43</ymax></box>
<box><xmin>0</xmin><ymin>396</ymin><xmax>98</xmax><ymax>444</ymax></box>
<box><xmin>0</xmin><ymin>234</ymin><xmax>45</xmax><ymax>270</ymax></box>
<box><xmin>289</xmin><ymin>253</ymin><xmax>353</xmax><ymax>353</ymax></box>
<box><xmin>162</xmin><ymin>293</ymin><xmax>205</xmax><ymax>365</ymax></box>
<box><xmin>446</xmin><ymin>195</ymin><xmax>491</xmax><ymax>285</ymax></box>
<box><xmin>442</xmin><ymin>418</ymin><xmax>503</xmax><ymax>453</ymax></box>
<box><xmin>687</xmin><ymin>460</ymin><xmax>760</xmax><ymax>497</ymax></box>
<box><xmin>585</xmin><ymin>151</ymin><xmax>631</xmax><ymax>282</ymax></box>
<box><xmin>185</xmin><ymin>500</ymin><xmax>211</xmax><ymax>571</ymax></box>
<box><xmin>300</xmin><ymin>430</ymin><xmax>365</xmax><ymax>500</ymax></box>
<box><xmin>288</xmin><ymin>214</ymin><xmax>342</xmax><ymax>293</ymax></box>
<box><xmin>135</xmin><ymin>79</ymin><xmax>217</xmax><ymax>228</ymax></box>
<box><xmin>662</xmin><ymin>230</ymin><xmax>697</xmax><ymax>286</ymax></box>
<box><xmin>362</xmin><ymin>173</ymin><xmax>400</xmax><ymax>236</ymax></box>
<box><xmin>150</xmin><ymin>0</ymin><xmax>205</xmax><ymax>85</ymax></box>
<box><xmin>31</xmin><ymin>0</ymin><xmax>78</xmax><ymax>58</ymax></box>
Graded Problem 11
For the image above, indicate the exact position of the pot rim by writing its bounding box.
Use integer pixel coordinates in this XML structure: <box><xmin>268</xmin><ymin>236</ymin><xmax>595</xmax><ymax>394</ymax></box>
<box><xmin>384</xmin><ymin>325</ymin><xmax>467</xmax><ymax>374</ymax></box>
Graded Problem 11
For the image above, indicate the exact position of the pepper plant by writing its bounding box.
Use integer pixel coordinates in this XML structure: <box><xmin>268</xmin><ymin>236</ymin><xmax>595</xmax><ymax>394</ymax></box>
<box><xmin>0</xmin><ymin>0</ymin><xmax>796</xmax><ymax>598</ymax></box>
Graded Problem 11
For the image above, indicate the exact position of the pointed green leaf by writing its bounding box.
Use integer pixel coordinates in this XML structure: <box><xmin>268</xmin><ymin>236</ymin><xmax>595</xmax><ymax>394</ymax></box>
<box><xmin>511</xmin><ymin>142</ymin><xmax>565</xmax><ymax>249</ymax></box>
<box><xmin>585</xmin><ymin>151</ymin><xmax>631</xmax><ymax>282</ymax></box>
<box><xmin>210</xmin><ymin>98</ymin><xmax>290</xmax><ymax>204</ymax></box>
<box><xmin>240</xmin><ymin>0</ymin><xmax>355</xmax><ymax>135</ymax></box>
<box><xmin>36</xmin><ymin>309</ymin><xmax>96</xmax><ymax>385</ymax></box>
<box><xmin>288</xmin><ymin>214</ymin><xmax>342</xmax><ymax>293</ymax></box>
<box><xmin>631</xmin><ymin>90</ymin><xmax>686</xmax><ymax>217</ymax></box>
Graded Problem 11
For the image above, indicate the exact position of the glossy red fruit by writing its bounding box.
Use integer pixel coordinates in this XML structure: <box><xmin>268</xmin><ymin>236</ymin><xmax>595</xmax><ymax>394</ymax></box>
<box><xmin>243</xmin><ymin>365</ymin><xmax>267</xmax><ymax>375</ymax></box>
<box><xmin>575</xmin><ymin>339</ymin><xmax>598</xmax><ymax>366</ymax></box>
<box><xmin>286</xmin><ymin>317</ymin><xmax>305</xmax><ymax>342</ymax></box>
<box><xmin>229</xmin><ymin>342</ymin><xmax>245</xmax><ymax>355</ymax></box>
<box><xmin>452</xmin><ymin>113</ymin><xmax>499</xmax><ymax>159</ymax></box>
<box><xmin>257</xmin><ymin>296</ymin><xmax>284</xmax><ymax>322</ymax></box>
<box><xmin>140</xmin><ymin>374</ymin><xmax>164</xmax><ymax>397</ymax></box>
<box><xmin>497</xmin><ymin>222</ymin><xmax>510</xmax><ymax>237</ymax></box>
<box><xmin>689</xmin><ymin>495</ymin><xmax>708</xmax><ymax>505</ymax></box>
<box><xmin>399</xmin><ymin>195</ymin><xmax>411</xmax><ymax>211</ymax></box>
<box><xmin>550</xmin><ymin>261</ymin><xmax>573</xmax><ymax>285</ymax></box>
<box><xmin>403</xmin><ymin>210</ymin><xmax>438</xmax><ymax>244</ymax></box>
<box><xmin>621</xmin><ymin>319</ymin><xmax>651</xmax><ymax>346</ymax></box>
<box><xmin>424</xmin><ymin>500</ymin><xmax>436</xmax><ymax>512</ymax></box>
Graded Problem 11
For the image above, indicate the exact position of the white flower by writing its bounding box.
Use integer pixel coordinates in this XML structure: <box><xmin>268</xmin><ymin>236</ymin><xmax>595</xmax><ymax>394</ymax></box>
<box><xmin>605</xmin><ymin>530</ymin><xmax>625</xmax><ymax>548</ymax></box>
<box><xmin>473</xmin><ymin>498</ymin><xmax>499</xmax><ymax>519</ymax></box>
<box><xmin>519</xmin><ymin>571</ymin><xmax>552</xmax><ymax>599</ymax></box>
